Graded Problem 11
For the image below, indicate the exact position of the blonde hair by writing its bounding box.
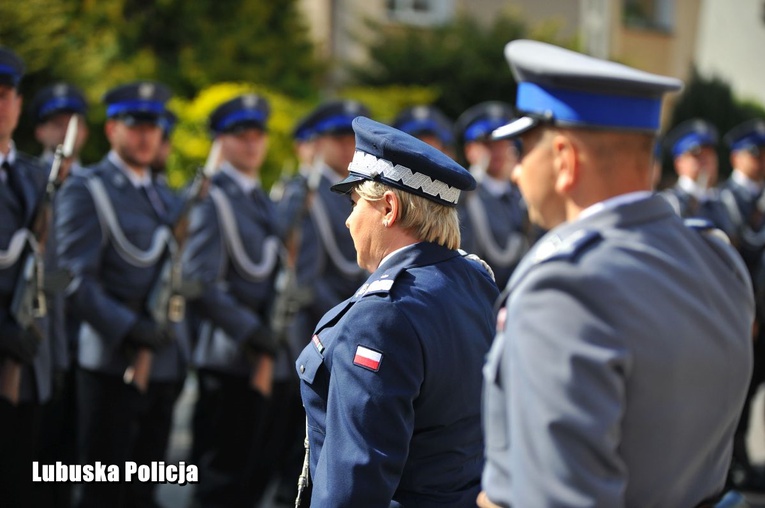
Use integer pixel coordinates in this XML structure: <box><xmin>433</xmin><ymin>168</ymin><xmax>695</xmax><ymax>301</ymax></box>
<box><xmin>355</xmin><ymin>180</ymin><xmax>461</xmax><ymax>250</ymax></box>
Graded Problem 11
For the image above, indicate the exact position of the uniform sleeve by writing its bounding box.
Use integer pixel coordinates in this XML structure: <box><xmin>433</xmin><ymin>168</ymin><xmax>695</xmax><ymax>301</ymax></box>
<box><xmin>311</xmin><ymin>298</ymin><xmax>424</xmax><ymax>507</ymax></box>
<box><xmin>55</xmin><ymin>177</ymin><xmax>137</xmax><ymax>342</ymax></box>
<box><xmin>181</xmin><ymin>197</ymin><xmax>263</xmax><ymax>342</ymax></box>
<box><xmin>502</xmin><ymin>268</ymin><xmax>630</xmax><ymax>507</ymax></box>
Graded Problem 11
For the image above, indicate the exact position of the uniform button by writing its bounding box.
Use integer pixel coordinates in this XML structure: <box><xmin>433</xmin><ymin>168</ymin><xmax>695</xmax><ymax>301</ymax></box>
<box><xmin>300</xmin><ymin>365</ymin><xmax>305</xmax><ymax>373</ymax></box>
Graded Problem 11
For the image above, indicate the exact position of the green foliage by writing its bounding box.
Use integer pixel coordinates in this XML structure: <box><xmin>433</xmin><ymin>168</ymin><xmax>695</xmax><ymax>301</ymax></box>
<box><xmin>347</xmin><ymin>12</ymin><xmax>569</xmax><ymax>121</ymax></box>
<box><xmin>666</xmin><ymin>69</ymin><xmax>765</xmax><ymax>178</ymax></box>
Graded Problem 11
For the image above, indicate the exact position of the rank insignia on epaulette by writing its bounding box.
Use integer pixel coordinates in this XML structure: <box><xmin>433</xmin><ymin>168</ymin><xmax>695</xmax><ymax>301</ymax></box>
<box><xmin>533</xmin><ymin>229</ymin><xmax>601</xmax><ymax>263</ymax></box>
<box><xmin>312</xmin><ymin>334</ymin><xmax>325</xmax><ymax>355</ymax></box>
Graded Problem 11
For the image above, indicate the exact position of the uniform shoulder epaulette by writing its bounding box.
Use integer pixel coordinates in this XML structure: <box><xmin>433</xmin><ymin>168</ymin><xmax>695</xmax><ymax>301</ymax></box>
<box><xmin>458</xmin><ymin>249</ymin><xmax>496</xmax><ymax>282</ymax></box>
<box><xmin>352</xmin><ymin>264</ymin><xmax>408</xmax><ymax>300</ymax></box>
<box><xmin>531</xmin><ymin>229</ymin><xmax>602</xmax><ymax>265</ymax></box>
<box><xmin>16</xmin><ymin>151</ymin><xmax>46</xmax><ymax>168</ymax></box>
<box><xmin>683</xmin><ymin>218</ymin><xmax>731</xmax><ymax>245</ymax></box>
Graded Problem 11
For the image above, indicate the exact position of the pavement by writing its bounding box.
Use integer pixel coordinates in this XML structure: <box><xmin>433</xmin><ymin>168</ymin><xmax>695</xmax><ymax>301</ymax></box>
<box><xmin>156</xmin><ymin>376</ymin><xmax>765</xmax><ymax>508</ymax></box>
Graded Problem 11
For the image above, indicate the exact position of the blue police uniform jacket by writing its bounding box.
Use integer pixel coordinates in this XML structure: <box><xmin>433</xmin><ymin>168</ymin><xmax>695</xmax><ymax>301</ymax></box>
<box><xmin>275</xmin><ymin>169</ymin><xmax>367</xmax><ymax>378</ymax></box>
<box><xmin>182</xmin><ymin>170</ymin><xmax>280</xmax><ymax>377</ymax></box>
<box><xmin>459</xmin><ymin>179</ymin><xmax>530</xmax><ymax>289</ymax></box>
<box><xmin>0</xmin><ymin>151</ymin><xmax>54</xmax><ymax>403</ymax></box>
<box><xmin>55</xmin><ymin>156</ymin><xmax>188</xmax><ymax>381</ymax></box>
<box><xmin>296</xmin><ymin>241</ymin><xmax>499</xmax><ymax>507</ymax></box>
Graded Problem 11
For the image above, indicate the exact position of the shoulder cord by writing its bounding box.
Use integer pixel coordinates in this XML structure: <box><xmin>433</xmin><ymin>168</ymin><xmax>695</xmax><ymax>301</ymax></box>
<box><xmin>465</xmin><ymin>192</ymin><xmax>528</xmax><ymax>266</ymax></box>
<box><xmin>0</xmin><ymin>229</ymin><xmax>35</xmax><ymax>269</ymax></box>
<box><xmin>720</xmin><ymin>187</ymin><xmax>765</xmax><ymax>247</ymax></box>
<box><xmin>84</xmin><ymin>176</ymin><xmax>174</xmax><ymax>268</ymax></box>
<box><xmin>309</xmin><ymin>194</ymin><xmax>364</xmax><ymax>278</ymax></box>
<box><xmin>209</xmin><ymin>186</ymin><xmax>279</xmax><ymax>283</ymax></box>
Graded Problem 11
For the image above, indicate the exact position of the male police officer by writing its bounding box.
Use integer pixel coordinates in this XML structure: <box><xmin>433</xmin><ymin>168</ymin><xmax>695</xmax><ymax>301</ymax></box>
<box><xmin>391</xmin><ymin>104</ymin><xmax>454</xmax><ymax>155</ymax></box>
<box><xmin>30</xmin><ymin>81</ymin><xmax>89</xmax><ymax>508</ymax></box>
<box><xmin>660</xmin><ymin>119</ymin><xmax>724</xmax><ymax>217</ymax></box>
<box><xmin>182</xmin><ymin>94</ymin><xmax>280</xmax><ymax>508</ymax></box>
<box><xmin>456</xmin><ymin>101</ymin><xmax>532</xmax><ymax>289</ymax></box>
<box><xmin>479</xmin><ymin>40</ymin><xmax>754</xmax><ymax>507</ymax></box>
<box><xmin>718</xmin><ymin>119</ymin><xmax>765</xmax><ymax>490</ymax></box>
<box><xmin>56</xmin><ymin>81</ymin><xmax>186</xmax><ymax>508</ymax></box>
<box><xmin>259</xmin><ymin>99</ymin><xmax>371</xmax><ymax>505</ymax></box>
<box><xmin>0</xmin><ymin>46</ymin><xmax>51</xmax><ymax>508</ymax></box>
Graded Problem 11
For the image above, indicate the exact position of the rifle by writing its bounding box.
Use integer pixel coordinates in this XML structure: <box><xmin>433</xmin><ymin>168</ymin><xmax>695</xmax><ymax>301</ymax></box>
<box><xmin>123</xmin><ymin>140</ymin><xmax>221</xmax><ymax>393</ymax></box>
<box><xmin>2</xmin><ymin>115</ymin><xmax>79</xmax><ymax>405</ymax></box>
<box><xmin>266</xmin><ymin>161</ymin><xmax>322</xmax><ymax>396</ymax></box>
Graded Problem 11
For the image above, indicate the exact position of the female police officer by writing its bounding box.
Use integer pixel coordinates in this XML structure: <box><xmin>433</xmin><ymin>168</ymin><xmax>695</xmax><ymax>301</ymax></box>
<box><xmin>295</xmin><ymin>116</ymin><xmax>499</xmax><ymax>507</ymax></box>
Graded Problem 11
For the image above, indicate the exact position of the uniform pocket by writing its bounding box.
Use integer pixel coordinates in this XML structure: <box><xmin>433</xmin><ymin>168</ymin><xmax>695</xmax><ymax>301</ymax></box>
<box><xmin>296</xmin><ymin>341</ymin><xmax>323</xmax><ymax>385</ymax></box>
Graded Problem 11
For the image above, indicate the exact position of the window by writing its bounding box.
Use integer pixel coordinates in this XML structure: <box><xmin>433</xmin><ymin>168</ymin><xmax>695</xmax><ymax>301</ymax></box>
<box><xmin>623</xmin><ymin>0</ymin><xmax>674</xmax><ymax>31</ymax></box>
<box><xmin>386</xmin><ymin>0</ymin><xmax>455</xmax><ymax>26</ymax></box>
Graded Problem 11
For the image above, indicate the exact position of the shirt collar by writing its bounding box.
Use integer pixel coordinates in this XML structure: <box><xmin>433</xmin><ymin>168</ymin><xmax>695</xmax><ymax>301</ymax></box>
<box><xmin>108</xmin><ymin>150</ymin><xmax>152</xmax><ymax>188</ymax></box>
<box><xmin>377</xmin><ymin>243</ymin><xmax>419</xmax><ymax>271</ymax></box>
<box><xmin>221</xmin><ymin>161</ymin><xmax>259</xmax><ymax>194</ymax></box>
<box><xmin>578</xmin><ymin>191</ymin><xmax>653</xmax><ymax>221</ymax></box>
<box><xmin>320</xmin><ymin>162</ymin><xmax>345</xmax><ymax>185</ymax></box>
<box><xmin>0</xmin><ymin>141</ymin><xmax>17</xmax><ymax>167</ymax></box>
<box><xmin>731</xmin><ymin>169</ymin><xmax>763</xmax><ymax>196</ymax></box>
<box><xmin>481</xmin><ymin>173</ymin><xmax>513</xmax><ymax>198</ymax></box>
<box><xmin>676</xmin><ymin>175</ymin><xmax>707</xmax><ymax>200</ymax></box>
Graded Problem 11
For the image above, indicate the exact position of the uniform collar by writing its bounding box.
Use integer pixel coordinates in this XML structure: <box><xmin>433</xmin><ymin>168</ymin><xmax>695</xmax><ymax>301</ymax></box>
<box><xmin>108</xmin><ymin>150</ymin><xmax>151</xmax><ymax>188</ymax></box>
<box><xmin>676</xmin><ymin>175</ymin><xmax>707</xmax><ymax>200</ymax></box>
<box><xmin>0</xmin><ymin>141</ymin><xmax>17</xmax><ymax>166</ymax></box>
<box><xmin>731</xmin><ymin>169</ymin><xmax>763</xmax><ymax>197</ymax></box>
<box><xmin>320</xmin><ymin>162</ymin><xmax>345</xmax><ymax>185</ymax></box>
<box><xmin>377</xmin><ymin>243</ymin><xmax>418</xmax><ymax>271</ymax></box>
<box><xmin>578</xmin><ymin>191</ymin><xmax>653</xmax><ymax>221</ymax></box>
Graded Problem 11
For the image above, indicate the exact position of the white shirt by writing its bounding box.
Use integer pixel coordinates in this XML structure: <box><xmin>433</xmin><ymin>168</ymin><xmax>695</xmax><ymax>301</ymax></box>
<box><xmin>0</xmin><ymin>141</ymin><xmax>18</xmax><ymax>184</ymax></box>
<box><xmin>731</xmin><ymin>169</ymin><xmax>763</xmax><ymax>197</ymax></box>
<box><xmin>481</xmin><ymin>174</ymin><xmax>513</xmax><ymax>198</ymax></box>
<box><xmin>108</xmin><ymin>150</ymin><xmax>151</xmax><ymax>188</ymax></box>
<box><xmin>221</xmin><ymin>162</ymin><xmax>259</xmax><ymax>195</ymax></box>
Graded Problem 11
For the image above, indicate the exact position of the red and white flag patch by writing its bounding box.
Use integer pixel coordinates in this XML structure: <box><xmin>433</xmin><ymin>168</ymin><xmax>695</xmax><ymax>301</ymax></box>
<box><xmin>353</xmin><ymin>345</ymin><xmax>382</xmax><ymax>372</ymax></box>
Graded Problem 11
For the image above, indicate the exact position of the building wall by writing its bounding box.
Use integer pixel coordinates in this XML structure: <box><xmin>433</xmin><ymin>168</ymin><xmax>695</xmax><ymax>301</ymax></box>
<box><xmin>696</xmin><ymin>0</ymin><xmax>765</xmax><ymax>107</ymax></box>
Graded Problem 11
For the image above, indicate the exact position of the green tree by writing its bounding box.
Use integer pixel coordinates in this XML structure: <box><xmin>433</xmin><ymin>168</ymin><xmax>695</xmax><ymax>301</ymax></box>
<box><xmin>347</xmin><ymin>12</ymin><xmax>571</xmax><ymax>122</ymax></box>
<box><xmin>0</xmin><ymin>0</ymin><xmax>325</xmax><ymax>161</ymax></box>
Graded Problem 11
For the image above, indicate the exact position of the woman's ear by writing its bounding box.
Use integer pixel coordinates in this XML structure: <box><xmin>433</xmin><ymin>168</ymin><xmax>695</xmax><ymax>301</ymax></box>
<box><xmin>382</xmin><ymin>190</ymin><xmax>399</xmax><ymax>227</ymax></box>
<box><xmin>552</xmin><ymin>133</ymin><xmax>578</xmax><ymax>194</ymax></box>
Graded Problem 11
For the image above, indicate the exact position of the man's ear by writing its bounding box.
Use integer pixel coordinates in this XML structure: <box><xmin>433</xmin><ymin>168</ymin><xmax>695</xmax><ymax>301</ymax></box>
<box><xmin>552</xmin><ymin>133</ymin><xmax>578</xmax><ymax>194</ymax></box>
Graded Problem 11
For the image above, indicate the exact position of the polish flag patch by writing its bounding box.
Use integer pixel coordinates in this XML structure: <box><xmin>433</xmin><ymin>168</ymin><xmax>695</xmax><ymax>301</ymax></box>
<box><xmin>353</xmin><ymin>345</ymin><xmax>382</xmax><ymax>372</ymax></box>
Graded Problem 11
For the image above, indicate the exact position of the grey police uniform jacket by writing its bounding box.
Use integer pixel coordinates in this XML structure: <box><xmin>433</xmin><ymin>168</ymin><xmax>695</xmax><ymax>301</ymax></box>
<box><xmin>718</xmin><ymin>176</ymin><xmax>765</xmax><ymax>273</ymax></box>
<box><xmin>182</xmin><ymin>171</ymin><xmax>279</xmax><ymax>377</ymax></box>
<box><xmin>482</xmin><ymin>194</ymin><xmax>754</xmax><ymax>508</ymax></box>
<box><xmin>0</xmin><ymin>152</ymin><xmax>54</xmax><ymax>403</ymax></box>
<box><xmin>297</xmin><ymin>242</ymin><xmax>499</xmax><ymax>507</ymax></box>
<box><xmin>55</xmin><ymin>158</ymin><xmax>188</xmax><ymax>381</ymax></box>
<box><xmin>459</xmin><ymin>182</ymin><xmax>530</xmax><ymax>289</ymax></box>
<box><xmin>274</xmin><ymin>170</ymin><xmax>367</xmax><ymax>377</ymax></box>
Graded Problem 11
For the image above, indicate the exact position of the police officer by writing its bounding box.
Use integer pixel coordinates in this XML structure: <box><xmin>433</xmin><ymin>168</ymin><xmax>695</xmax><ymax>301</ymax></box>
<box><xmin>659</xmin><ymin>119</ymin><xmax>724</xmax><ymax>216</ymax></box>
<box><xmin>56</xmin><ymin>81</ymin><xmax>186</xmax><ymax>508</ymax></box>
<box><xmin>479</xmin><ymin>40</ymin><xmax>753</xmax><ymax>507</ymax></box>
<box><xmin>718</xmin><ymin>119</ymin><xmax>765</xmax><ymax>491</ymax></box>
<box><xmin>456</xmin><ymin>101</ymin><xmax>532</xmax><ymax>289</ymax></box>
<box><xmin>30</xmin><ymin>81</ymin><xmax>90</xmax><ymax>508</ymax></box>
<box><xmin>182</xmin><ymin>94</ymin><xmax>280</xmax><ymax>508</ymax></box>
<box><xmin>259</xmin><ymin>100</ymin><xmax>372</xmax><ymax>504</ymax></box>
<box><xmin>31</xmin><ymin>82</ymin><xmax>89</xmax><ymax>177</ymax></box>
<box><xmin>391</xmin><ymin>104</ymin><xmax>454</xmax><ymax>155</ymax></box>
<box><xmin>0</xmin><ymin>46</ymin><xmax>51</xmax><ymax>508</ymax></box>
<box><xmin>296</xmin><ymin>116</ymin><xmax>499</xmax><ymax>506</ymax></box>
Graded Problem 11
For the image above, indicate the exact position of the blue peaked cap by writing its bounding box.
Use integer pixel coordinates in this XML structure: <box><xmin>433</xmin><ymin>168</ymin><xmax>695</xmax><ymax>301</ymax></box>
<box><xmin>31</xmin><ymin>83</ymin><xmax>88</xmax><ymax>123</ymax></box>
<box><xmin>209</xmin><ymin>94</ymin><xmax>270</xmax><ymax>134</ymax></box>
<box><xmin>331</xmin><ymin>117</ymin><xmax>476</xmax><ymax>207</ymax></box>
<box><xmin>665</xmin><ymin>118</ymin><xmax>718</xmax><ymax>158</ymax></box>
<box><xmin>0</xmin><ymin>47</ymin><xmax>25</xmax><ymax>89</ymax></box>
<box><xmin>299</xmin><ymin>99</ymin><xmax>370</xmax><ymax>139</ymax></box>
<box><xmin>456</xmin><ymin>101</ymin><xmax>515</xmax><ymax>142</ymax></box>
<box><xmin>723</xmin><ymin>119</ymin><xmax>765</xmax><ymax>152</ymax></box>
<box><xmin>392</xmin><ymin>105</ymin><xmax>454</xmax><ymax>145</ymax></box>
<box><xmin>492</xmin><ymin>40</ymin><xmax>683</xmax><ymax>140</ymax></box>
<box><xmin>103</xmin><ymin>81</ymin><xmax>172</xmax><ymax>124</ymax></box>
